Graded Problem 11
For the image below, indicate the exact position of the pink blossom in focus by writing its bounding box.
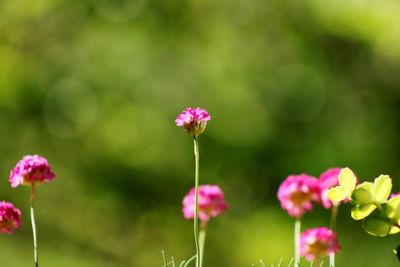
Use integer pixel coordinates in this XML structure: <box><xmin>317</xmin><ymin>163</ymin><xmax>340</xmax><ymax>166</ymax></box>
<box><xmin>277</xmin><ymin>174</ymin><xmax>320</xmax><ymax>219</ymax></box>
<box><xmin>9</xmin><ymin>155</ymin><xmax>55</xmax><ymax>188</ymax></box>
<box><xmin>175</xmin><ymin>107</ymin><xmax>211</xmax><ymax>137</ymax></box>
<box><xmin>300</xmin><ymin>227</ymin><xmax>340</xmax><ymax>261</ymax></box>
<box><xmin>319</xmin><ymin>168</ymin><xmax>342</xmax><ymax>209</ymax></box>
<box><xmin>0</xmin><ymin>201</ymin><xmax>22</xmax><ymax>234</ymax></box>
<box><xmin>182</xmin><ymin>184</ymin><xmax>228</xmax><ymax>222</ymax></box>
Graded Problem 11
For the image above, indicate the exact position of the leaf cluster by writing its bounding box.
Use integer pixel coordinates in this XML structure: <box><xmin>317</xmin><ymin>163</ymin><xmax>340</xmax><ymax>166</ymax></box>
<box><xmin>328</xmin><ymin>168</ymin><xmax>400</xmax><ymax>237</ymax></box>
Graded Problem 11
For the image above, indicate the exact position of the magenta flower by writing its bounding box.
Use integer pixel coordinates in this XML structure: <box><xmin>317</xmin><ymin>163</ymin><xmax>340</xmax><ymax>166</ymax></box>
<box><xmin>277</xmin><ymin>174</ymin><xmax>320</xmax><ymax>219</ymax></box>
<box><xmin>390</xmin><ymin>192</ymin><xmax>400</xmax><ymax>199</ymax></box>
<box><xmin>319</xmin><ymin>168</ymin><xmax>342</xmax><ymax>209</ymax></box>
<box><xmin>183</xmin><ymin>184</ymin><xmax>228</xmax><ymax>222</ymax></box>
<box><xmin>300</xmin><ymin>227</ymin><xmax>340</xmax><ymax>261</ymax></box>
<box><xmin>9</xmin><ymin>155</ymin><xmax>55</xmax><ymax>188</ymax></box>
<box><xmin>175</xmin><ymin>107</ymin><xmax>211</xmax><ymax>137</ymax></box>
<box><xmin>0</xmin><ymin>201</ymin><xmax>22</xmax><ymax>234</ymax></box>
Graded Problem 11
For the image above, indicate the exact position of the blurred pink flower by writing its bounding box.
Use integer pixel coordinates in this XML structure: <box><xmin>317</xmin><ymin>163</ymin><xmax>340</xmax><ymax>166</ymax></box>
<box><xmin>175</xmin><ymin>107</ymin><xmax>211</xmax><ymax>137</ymax></box>
<box><xmin>277</xmin><ymin>174</ymin><xmax>320</xmax><ymax>219</ymax></box>
<box><xmin>300</xmin><ymin>227</ymin><xmax>340</xmax><ymax>261</ymax></box>
<box><xmin>0</xmin><ymin>201</ymin><xmax>22</xmax><ymax>234</ymax></box>
<box><xmin>319</xmin><ymin>168</ymin><xmax>342</xmax><ymax>209</ymax></box>
<box><xmin>182</xmin><ymin>184</ymin><xmax>228</xmax><ymax>222</ymax></box>
<box><xmin>9</xmin><ymin>155</ymin><xmax>55</xmax><ymax>188</ymax></box>
<box><xmin>390</xmin><ymin>192</ymin><xmax>400</xmax><ymax>199</ymax></box>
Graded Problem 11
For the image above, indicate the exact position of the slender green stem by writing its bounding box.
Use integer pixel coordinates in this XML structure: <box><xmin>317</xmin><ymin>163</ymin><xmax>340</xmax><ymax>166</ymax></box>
<box><xmin>199</xmin><ymin>227</ymin><xmax>207</xmax><ymax>267</ymax></box>
<box><xmin>193</xmin><ymin>137</ymin><xmax>200</xmax><ymax>267</ymax></box>
<box><xmin>182</xmin><ymin>255</ymin><xmax>196</xmax><ymax>267</ymax></box>
<box><xmin>330</xmin><ymin>205</ymin><xmax>338</xmax><ymax>231</ymax></box>
<box><xmin>162</xmin><ymin>250</ymin><xmax>167</xmax><ymax>267</ymax></box>
<box><xmin>329</xmin><ymin>204</ymin><xmax>339</xmax><ymax>267</ymax></box>
<box><xmin>287</xmin><ymin>258</ymin><xmax>294</xmax><ymax>267</ymax></box>
<box><xmin>31</xmin><ymin>184</ymin><xmax>39</xmax><ymax>267</ymax></box>
<box><xmin>294</xmin><ymin>220</ymin><xmax>301</xmax><ymax>267</ymax></box>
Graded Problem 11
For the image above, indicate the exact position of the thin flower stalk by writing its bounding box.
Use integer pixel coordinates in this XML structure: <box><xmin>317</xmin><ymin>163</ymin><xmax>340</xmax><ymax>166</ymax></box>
<box><xmin>9</xmin><ymin>155</ymin><xmax>55</xmax><ymax>267</ymax></box>
<box><xmin>31</xmin><ymin>184</ymin><xmax>39</xmax><ymax>267</ymax></box>
<box><xmin>318</xmin><ymin>168</ymin><xmax>343</xmax><ymax>267</ymax></box>
<box><xmin>177</xmin><ymin>108</ymin><xmax>227</xmax><ymax>267</ymax></box>
<box><xmin>193</xmin><ymin>136</ymin><xmax>201</xmax><ymax>267</ymax></box>
<box><xmin>199</xmin><ymin>227</ymin><xmax>206</xmax><ymax>267</ymax></box>
<box><xmin>277</xmin><ymin>174</ymin><xmax>320</xmax><ymax>267</ymax></box>
<box><xmin>182</xmin><ymin>183</ymin><xmax>227</xmax><ymax>266</ymax></box>
<box><xmin>329</xmin><ymin>204</ymin><xmax>339</xmax><ymax>267</ymax></box>
<box><xmin>294</xmin><ymin>220</ymin><xmax>301</xmax><ymax>267</ymax></box>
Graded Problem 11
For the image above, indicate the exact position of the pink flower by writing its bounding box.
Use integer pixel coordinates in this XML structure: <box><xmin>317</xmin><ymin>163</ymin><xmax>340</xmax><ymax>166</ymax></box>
<box><xmin>0</xmin><ymin>201</ymin><xmax>22</xmax><ymax>234</ymax></box>
<box><xmin>319</xmin><ymin>168</ymin><xmax>342</xmax><ymax>209</ymax></box>
<box><xmin>390</xmin><ymin>192</ymin><xmax>400</xmax><ymax>199</ymax></box>
<box><xmin>182</xmin><ymin>184</ymin><xmax>228</xmax><ymax>222</ymax></box>
<box><xmin>277</xmin><ymin>174</ymin><xmax>320</xmax><ymax>219</ymax></box>
<box><xmin>300</xmin><ymin>227</ymin><xmax>340</xmax><ymax>261</ymax></box>
<box><xmin>9</xmin><ymin>155</ymin><xmax>55</xmax><ymax>188</ymax></box>
<box><xmin>175</xmin><ymin>108</ymin><xmax>211</xmax><ymax>137</ymax></box>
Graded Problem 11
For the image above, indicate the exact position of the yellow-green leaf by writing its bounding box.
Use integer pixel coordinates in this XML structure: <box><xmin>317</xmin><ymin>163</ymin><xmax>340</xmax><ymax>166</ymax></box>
<box><xmin>389</xmin><ymin>226</ymin><xmax>400</xmax><ymax>235</ymax></box>
<box><xmin>383</xmin><ymin>196</ymin><xmax>400</xmax><ymax>221</ymax></box>
<box><xmin>352</xmin><ymin>182</ymin><xmax>374</xmax><ymax>204</ymax></box>
<box><xmin>363</xmin><ymin>216</ymin><xmax>392</xmax><ymax>237</ymax></box>
<box><xmin>374</xmin><ymin>175</ymin><xmax>392</xmax><ymax>203</ymax></box>
<box><xmin>351</xmin><ymin>204</ymin><xmax>377</xmax><ymax>220</ymax></box>
<box><xmin>327</xmin><ymin>186</ymin><xmax>348</xmax><ymax>202</ymax></box>
<box><xmin>338</xmin><ymin>167</ymin><xmax>357</xmax><ymax>192</ymax></box>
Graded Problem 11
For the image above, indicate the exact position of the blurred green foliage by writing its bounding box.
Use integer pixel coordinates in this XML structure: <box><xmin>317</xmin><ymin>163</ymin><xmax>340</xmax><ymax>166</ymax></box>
<box><xmin>1</xmin><ymin>0</ymin><xmax>400</xmax><ymax>266</ymax></box>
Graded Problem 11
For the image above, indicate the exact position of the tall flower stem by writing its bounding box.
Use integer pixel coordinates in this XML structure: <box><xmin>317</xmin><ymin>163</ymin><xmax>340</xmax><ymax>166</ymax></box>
<box><xmin>199</xmin><ymin>222</ymin><xmax>207</xmax><ymax>267</ymax></box>
<box><xmin>294</xmin><ymin>219</ymin><xmax>301</xmax><ymax>267</ymax></box>
<box><xmin>329</xmin><ymin>204</ymin><xmax>339</xmax><ymax>267</ymax></box>
<box><xmin>193</xmin><ymin>136</ymin><xmax>201</xmax><ymax>267</ymax></box>
<box><xmin>31</xmin><ymin>184</ymin><xmax>39</xmax><ymax>267</ymax></box>
<box><xmin>199</xmin><ymin>227</ymin><xmax>207</xmax><ymax>267</ymax></box>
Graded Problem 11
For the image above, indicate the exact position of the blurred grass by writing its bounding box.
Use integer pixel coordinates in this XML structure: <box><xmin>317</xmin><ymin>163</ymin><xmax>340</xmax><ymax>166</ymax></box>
<box><xmin>1</xmin><ymin>0</ymin><xmax>400</xmax><ymax>266</ymax></box>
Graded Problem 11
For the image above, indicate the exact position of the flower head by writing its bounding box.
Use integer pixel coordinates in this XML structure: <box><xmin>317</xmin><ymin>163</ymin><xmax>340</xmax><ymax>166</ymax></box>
<box><xmin>9</xmin><ymin>155</ymin><xmax>55</xmax><ymax>188</ymax></box>
<box><xmin>300</xmin><ymin>227</ymin><xmax>340</xmax><ymax>261</ymax></box>
<box><xmin>277</xmin><ymin>174</ymin><xmax>320</xmax><ymax>219</ymax></box>
<box><xmin>182</xmin><ymin>184</ymin><xmax>228</xmax><ymax>222</ymax></box>
<box><xmin>175</xmin><ymin>107</ymin><xmax>211</xmax><ymax>137</ymax></box>
<box><xmin>0</xmin><ymin>201</ymin><xmax>22</xmax><ymax>234</ymax></box>
<box><xmin>319</xmin><ymin>168</ymin><xmax>342</xmax><ymax>209</ymax></box>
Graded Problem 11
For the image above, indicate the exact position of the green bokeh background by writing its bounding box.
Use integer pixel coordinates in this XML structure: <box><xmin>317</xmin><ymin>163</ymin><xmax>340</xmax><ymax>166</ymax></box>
<box><xmin>1</xmin><ymin>0</ymin><xmax>400</xmax><ymax>266</ymax></box>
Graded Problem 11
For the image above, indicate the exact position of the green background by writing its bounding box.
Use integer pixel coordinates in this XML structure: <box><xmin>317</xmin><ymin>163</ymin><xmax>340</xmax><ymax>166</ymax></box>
<box><xmin>1</xmin><ymin>0</ymin><xmax>400</xmax><ymax>266</ymax></box>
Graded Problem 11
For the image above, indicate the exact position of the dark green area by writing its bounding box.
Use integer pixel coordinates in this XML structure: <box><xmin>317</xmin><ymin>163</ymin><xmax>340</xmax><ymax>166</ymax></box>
<box><xmin>1</xmin><ymin>0</ymin><xmax>400</xmax><ymax>266</ymax></box>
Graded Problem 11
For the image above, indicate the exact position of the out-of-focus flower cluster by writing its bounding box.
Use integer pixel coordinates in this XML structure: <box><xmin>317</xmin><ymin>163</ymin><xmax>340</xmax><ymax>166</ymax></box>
<box><xmin>300</xmin><ymin>227</ymin><xmax>340</xmax><ymax>261</ymax></box>
<box><xmin>277</xmin><ymin>174</ymin><xmax>320</xmax><ymax>219</ymax></box>
<box><xmin>277</xmin><ymin>168</ymin><xmax>344</xmax><ymax>262</ymax></box>
<box><xmin>0</xmin><ymin>201</ymin><xmax>21</xmax><ymax>234</ymax></box>
<box><xmin>182</xmin><ymin>184</ymin><xmax>228</xmax><ymax>223</ymax></box>
<box><xmin>277</xmin><ymin>168</ymin><xmax>344</xmax><ymax>219</ymax></box>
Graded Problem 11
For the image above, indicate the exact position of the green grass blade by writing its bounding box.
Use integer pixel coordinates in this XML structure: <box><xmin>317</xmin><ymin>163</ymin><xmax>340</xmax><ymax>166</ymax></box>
<box><xmin>183</xmin><ymin>255</ymin><xmax>196</xmax><ymax>267</ymax></box>
<box><xmin>162</xmin><ymin>250</ymin><xmax>167</xmax><ymax>267</ymax></box>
